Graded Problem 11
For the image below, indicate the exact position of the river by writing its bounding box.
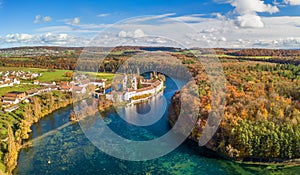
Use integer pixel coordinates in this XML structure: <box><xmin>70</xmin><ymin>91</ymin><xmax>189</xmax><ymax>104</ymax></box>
<box><xmin>14</xmin><ymin>76</ymin><xmax>299</xmax><ymax>175</ymax></box>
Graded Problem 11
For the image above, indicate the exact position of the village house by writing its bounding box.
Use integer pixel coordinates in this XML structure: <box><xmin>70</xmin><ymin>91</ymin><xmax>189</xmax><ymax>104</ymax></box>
<box><xmin>56</xmin><ymin>81</ymin><xmax>69</xmax><ymax>87</ymax></box>
<box><xmin>0</xmin><ymin>77</ymin><xmax>20</xmax><ymax>88</ymax></box>
<box><xmin>38</xmin><ymin>86</ymin><xmax>52</xmax><ymax>93</ymax></box>
<box><xmin>2</xmin><ymin>91</ymin><xmax>26</xmax><ymax>108</ymax></box>
<box><xmin>0</xmin><ymin>71</ymin><xmax>41</xmax><ymax>88</ymax></box>
<box><xmin>25</xmin><ymin>88</ymin><xmax>39</xmax><ymax>97</ymax></box>
<box><xmin>40</xmin><ymin>81</ymin><xmax>56</xmax><ymax>86</ymax></box>
<box><xmin>4</xmin><ymin>105</ymin><xmax>20</xmax><ymax>112</ymax></box>
<box><xmin>59</xmin><ymin>85</ymin><xmax>73</xmax><ymax>92</ymax></box>
<box><xmin>33</xmin><ymin>80</ymin><xmax>39</xmax><ymax>85</ymax></box>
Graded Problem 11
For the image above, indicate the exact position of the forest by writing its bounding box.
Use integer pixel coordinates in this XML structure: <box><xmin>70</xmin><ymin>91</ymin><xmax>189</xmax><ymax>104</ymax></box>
<box><xmin>0</xmin><ymin>47</ymin><xmax>300</xmax><ymax>71</ymax></box>
<box><xmin>169</xmin><ymin>54</ymin><xmax>300</xmax><ymax>162</ymax></box>
<box><xmin>0</xmin><ymin>91</ymin><xmax>73</xmax><ymax>174</ymax></box>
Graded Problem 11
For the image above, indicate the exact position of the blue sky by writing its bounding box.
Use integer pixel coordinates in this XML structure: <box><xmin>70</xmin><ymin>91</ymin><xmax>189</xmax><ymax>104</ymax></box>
<box><xmin>0</xmin><ymin>0</ymin><xmax>300</xmax><ymax>48</ymax></box>
<box><xmin>0</xmin><ymin>0</ymin><xmax>231</xmax><ymax>35</ymax></box>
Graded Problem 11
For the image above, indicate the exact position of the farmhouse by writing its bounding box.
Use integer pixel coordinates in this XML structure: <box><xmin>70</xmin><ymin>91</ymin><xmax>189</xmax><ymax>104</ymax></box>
<box><xmin>33</xmin><ymin>80</ymin><xmax>39</xmax><ymax>85</ymax></box>
<box><xmin>59</xmin><ymin>85</ymin><xmax>73</xmax><ymax>92</ymax></box>
<box><xmin>40</xmin><ymin>81</ymin><xmax>56</xmax><ymax>86</ymax></box>
<box><xmin>2</xmin><ymin>91</ymin><xmax>26</xmax><ymax>107</ymax></box>
<box><xmin>26</xmin><ymin>88</ymin><xmax>39</xmax><ymax>97</ymax></box>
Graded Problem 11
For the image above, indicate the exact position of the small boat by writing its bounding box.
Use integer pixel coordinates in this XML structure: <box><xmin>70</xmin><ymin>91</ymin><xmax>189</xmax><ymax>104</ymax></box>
<box><xmin>69</xmin><ymin>111</ymin><xmax>79</xmax><ymax>122</ymax></box>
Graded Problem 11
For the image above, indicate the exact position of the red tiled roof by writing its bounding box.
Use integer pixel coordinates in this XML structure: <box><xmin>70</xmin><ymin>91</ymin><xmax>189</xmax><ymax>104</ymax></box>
<box><xmin>3</xmin><ymin>97</ymin><xmax>17</xmax><ymax>101</ymax></box>
<box><xmin>3</xmin><ymin>91</ymin><xmax>25</xmax><ymax>97</ymax></box>
<box><xmin>61</xmin><ymin>85</ymin><xmax>72</xmax><ymax>90</ymax></box>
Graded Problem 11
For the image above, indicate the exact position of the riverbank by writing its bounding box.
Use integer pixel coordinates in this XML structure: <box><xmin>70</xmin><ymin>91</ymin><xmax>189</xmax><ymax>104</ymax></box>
<box><xmin>13</xmin><ymin>95</ymin><xmax>300</xmax><ymax>175</ymax></box>
<box><xmin>1</xmin><ymin>91</ymin><xmax>74</xmax><ymax>175</ymax></box>
<box><xmin>168</xmin><ymin>89</ymin><xmax>300</xmax><ymax>169</ymax></box>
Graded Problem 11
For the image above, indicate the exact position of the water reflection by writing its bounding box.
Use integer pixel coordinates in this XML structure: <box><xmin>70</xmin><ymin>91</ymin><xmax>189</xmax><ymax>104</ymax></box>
<box><xmin>116</xmin><ymin>92</ymin><xmax>167</xmax><ymax>126</ymax></box>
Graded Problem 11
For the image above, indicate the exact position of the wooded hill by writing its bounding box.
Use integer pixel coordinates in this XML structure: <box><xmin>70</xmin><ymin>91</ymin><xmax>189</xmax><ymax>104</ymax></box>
<box><xmin>0</xmin><ymin>47</ymin><xmax>299</xmax><ymax>71</ymax></box>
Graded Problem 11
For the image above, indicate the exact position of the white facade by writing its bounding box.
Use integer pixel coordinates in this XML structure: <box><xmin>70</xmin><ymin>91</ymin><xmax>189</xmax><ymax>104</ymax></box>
<box><xmin>3</xmin><ymin>98</ymin><xmax>19</xmax><ymax>105</ymax></box>
<box><xmin>90</xmin><ymin>81</ymin><xmax>105</xmax><ymax>88</ymax></box>
<box><xmin>123</xmin><ymin>80</ymin><xmax>164</xmax><ymax>101</ymax></box>
<box><xmin>106</xmin><ymin>73</ymin><xmax>164</xmax><ymax>103</ymax></box>
<box><xmin>123</xmin><ymin>74</ymin><xmax>128</xmax><ymax>91</ymax></box>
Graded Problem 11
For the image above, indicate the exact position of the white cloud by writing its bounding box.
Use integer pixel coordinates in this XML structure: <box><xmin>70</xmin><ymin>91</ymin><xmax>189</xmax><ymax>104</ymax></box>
<box><xmin>97</xmin><ymin>13</ymin><xmax>110</xmax><ymax>17</ymax></box>
<box><xmin>118</xmin><ymin>30</ymin><xmax>127</xmax><ymax>38</ymax></box>
<box><xmin>35</xmin><ymin>23</ymin><xmax>111</xmax><ymax>35</ymax></box>
<box><xmin>118</xmin><ymin>29</ymin><xmax>145</xmax><ymax>38</ymax></box>
<box><xmin>133</xmin><ymin>29</ymin><xmax>145</xmax><ymax>38</ymax></box>
<box><xmin>5</xmin><ymin>34</ymin><xmax>33</xmax><ymax>43</ymax></box>
<box><xmin>65</xmin><ymin>17</ymin><xmax>81</xmax><ymax>25</ymax></box>
<box><xmin>3</xmin><ymin>13</ymin><xmax>300</xmax><ymax>49</ymax></box>
<box><xmin>0</xmin><ymin>33</ymin><xmax>89</xmax><ymax>46</ymax></box>
<box><xmin>236</xmin><ymin>14</ymin><xmax>264</xmax><ymax>28</ymax></box>
<box><xmin>169</xmin><ymin>16</ymin><xmax>207</xmax><ymax>23</ymax></box>
<box><xmin>43</xmin><ymin>16</ymin><xmax>52</xmax><ymax>22</ymax></box>
<box><xmin>34</xmin><ymin>15</ymin><xmax>52</xmax><ymax>23</ymax></box>
<box><xmin>284</xmin><ymin>0</ymin><xmax>300</xmax><ymax>5</ymax></box>
<box><xmin>226</xmin><ymin>0</ymin><xmax>279</xmax><ymax>28</ymax></box>
<box><xmin>72</xmin><ymin>17</ymin><xmax>80</xmax><ymax>25</ymax></box>
<box><xmin>211</xmin><ymin>13</ymin><xmax>227</xmax><ymax>20</ymax></box>
<box><xmin>219</xmin><ymin>37</ymin><xmax>227</xmax><ymax>42</ymax></box>
<box><xmin>253</xmin><ymin>37</ymin><xmax>300</xmax><ymax>47</ymax></box>
<box><xmin>125</xmin><ymin>13</ymin><xmax>176</xmax><ymax>23</ymax></box>
<box><xmin>34</xmin><ymin>15</ymin><xmax>41</xmax><ymax>24</ymax></box>
<box><xmin>231</xmin><ymin>0</ymin><xmax>278</xmax><ymax>14</ymax></box>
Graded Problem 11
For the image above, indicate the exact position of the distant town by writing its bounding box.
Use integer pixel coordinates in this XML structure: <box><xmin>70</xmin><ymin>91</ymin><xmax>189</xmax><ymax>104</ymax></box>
<box><xmin>0</xmin><ymin>67</ymin><xmax>166</xmax><ymax>113</ymax></box>
<box><xmin>1</xmin><ymin>71</ymin><xmax>106</xmax><ymax>113</ymax></box>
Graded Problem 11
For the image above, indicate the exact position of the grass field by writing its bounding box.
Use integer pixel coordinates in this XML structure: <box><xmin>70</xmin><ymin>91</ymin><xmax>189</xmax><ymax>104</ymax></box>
<box><xmin>0</xmin><ymin>84</ymin><xmax>40</xmax><ymax>96</ymax></box>
<box><xmin>37</xmin><ymin>70</ymin><xmax>70</xmax><ymax>82</ymax></box>
<box><xmin>0</xmin><ymin>67</ymin><xmax>116</xmax><ymax>84</ymax></box>
<box><xmin>85</xmin><ymin>72</ymin><xmax>116</xmax><ymax>79</ymax></box>
<box><xmin>0</xmin><ymin>67</ymin><xmax>70</xmax><ymax>82</ymax></box>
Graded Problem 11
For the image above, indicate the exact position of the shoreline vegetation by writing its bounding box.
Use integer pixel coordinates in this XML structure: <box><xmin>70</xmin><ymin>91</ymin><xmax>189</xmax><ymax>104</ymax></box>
<box><xmin>168</xmin><ymin>61</ymin><xmax>300</xmax><ymax>168</ymax></box>
<box><xmin>184</xmin><ymin>140</ymin><xmax>300</xmax><ymax>169</ymax></box>
<box><xmin>0</xmin><ymin>46</ymin><xmax>299</xmax><ymax>174</ymax></box>
<box><xmin>1</xmin><ymin>91</ymin><xmax>73</xmax><ymax>174</ymax></box>
<box><xmin>1</xmin><ymin>91</ymin><xmax>113</xmax><ymax>175</ymax></box>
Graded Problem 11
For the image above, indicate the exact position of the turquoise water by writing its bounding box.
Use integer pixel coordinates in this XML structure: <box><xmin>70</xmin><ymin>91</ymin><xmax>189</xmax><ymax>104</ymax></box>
<box><xmin>14</xmin><ymin>77</ymin><xmax>299</xmax><ymax>175</ymax></box>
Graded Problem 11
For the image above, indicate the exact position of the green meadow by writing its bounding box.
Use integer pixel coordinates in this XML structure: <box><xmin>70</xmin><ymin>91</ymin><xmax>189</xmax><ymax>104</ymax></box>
<box><xmin>0</xmin><ymin>67</ymin><xmax>116</xmax><ymax>87</ymax></box>
<box><xmin>0</xmin><ymin>84</ymin><xmax>41</xmax><ymax>96</ymax></box>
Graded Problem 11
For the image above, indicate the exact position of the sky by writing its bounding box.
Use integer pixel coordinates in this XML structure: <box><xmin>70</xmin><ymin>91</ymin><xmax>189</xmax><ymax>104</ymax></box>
<box><xmin>0</xmin><ymin>0</ymin><xmax>300</xmax><ymax>48</ymax></box>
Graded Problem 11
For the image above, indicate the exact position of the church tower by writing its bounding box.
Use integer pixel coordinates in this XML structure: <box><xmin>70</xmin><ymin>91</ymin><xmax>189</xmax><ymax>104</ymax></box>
<box><xmin>123</xmin><ymin>74</ymin><xmax>127</xmax><ymax>91</ymax></box>
<box><xmin>132</xmin><ymin>75</ymin><xmax>137</xmax><ymax>90</ymax></box>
